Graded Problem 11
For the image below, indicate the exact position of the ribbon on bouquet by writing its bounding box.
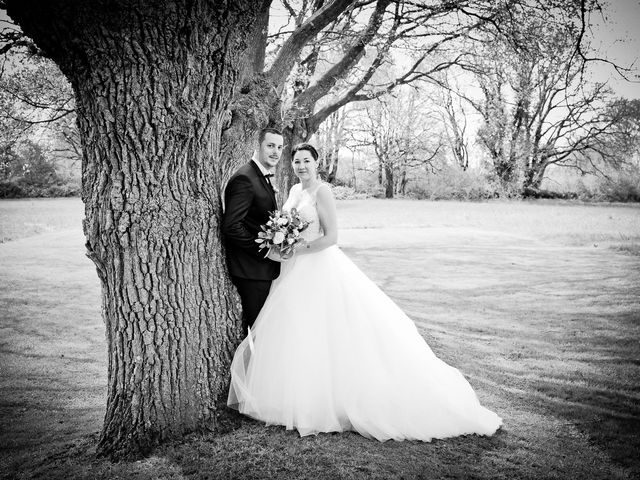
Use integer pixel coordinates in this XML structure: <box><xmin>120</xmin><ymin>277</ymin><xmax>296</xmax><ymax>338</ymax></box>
<box><xmin>247</xmin><ymin>325</ymin><xmax>255</xmax><ymax>353</ymax></box>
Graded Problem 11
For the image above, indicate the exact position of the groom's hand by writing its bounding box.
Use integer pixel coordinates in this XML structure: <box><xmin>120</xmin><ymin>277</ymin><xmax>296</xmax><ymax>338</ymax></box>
<box><xmin>266</xmin><ymin>248</ymin><xmax>284</xmax><ymax>262</ymax></box>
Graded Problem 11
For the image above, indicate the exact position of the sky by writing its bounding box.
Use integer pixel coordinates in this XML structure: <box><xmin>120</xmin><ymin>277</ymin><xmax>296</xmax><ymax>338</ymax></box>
<box><xmin>0</xmin><ymin>1</ymin><xmax>639</xmax><ymax>98</ymax></box>
<box><xmin>589</xmin><ymin>0</ymin><xmax>640</xmax><ymax>98</ymax></box>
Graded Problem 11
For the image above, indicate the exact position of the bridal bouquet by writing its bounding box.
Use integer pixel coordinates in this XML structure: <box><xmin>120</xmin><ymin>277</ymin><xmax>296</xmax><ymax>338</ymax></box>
<box><xmin>256</xmin><ymin>208</ymin><xmax>310</xmax><ymax>259</ymax></box>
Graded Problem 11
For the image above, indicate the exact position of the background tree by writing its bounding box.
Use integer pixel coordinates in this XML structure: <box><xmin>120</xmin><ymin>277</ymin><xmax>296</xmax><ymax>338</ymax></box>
<box><xmin>586</xmin><ymin>97</ymin><xmax>640</xmax><ymax>170</ymax></box>
<box><xmin>351</xmin><ymin>87</ymin><xmax>444</xmax><ymax>198</ymax></box>
<box><xmin>255</xmin><ymin>0</ymin><xmax>504</xmax><ymax>196</ymax></box>
<box><xmin>0</xmin><ymin>27</ymin><xmax>80</xmax><ymax>193</ymax></box>
<box><xmin>453</xmin><ymin>2</ymin><xmax>625</xmax><ymax>195</ymax></box>
<box><xmin>316</xmin><ymin>107</ymin><xmax>348</xmax><ymax>183</ymax></box>
<box><xmin>432</xmin><ymin>73</ymin><xmax>470</xmax><ymax>171</ymax></box>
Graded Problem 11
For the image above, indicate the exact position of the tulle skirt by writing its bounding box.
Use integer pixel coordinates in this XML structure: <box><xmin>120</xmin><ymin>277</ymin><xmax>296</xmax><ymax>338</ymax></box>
<box><xmin>227</xmin><ymin>245</ymin><xmax>502</xmax><ymax>441</ymax></box>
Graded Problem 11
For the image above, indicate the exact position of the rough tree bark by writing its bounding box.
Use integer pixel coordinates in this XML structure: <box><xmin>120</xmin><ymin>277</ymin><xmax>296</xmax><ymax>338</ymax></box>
<box><xmin>219</xmin><ymin>3</ymin><xmax>281</xmax><ymax>186</ymax></box>
<box><xmin>5</xmin><ymin>0</ymin><xmax>264</xmax><ymax>457</ymax></box>
<box><xmin>384</xmin><ymin>163</ymin><xmax>394</xmax><ymax>198</ymax></box>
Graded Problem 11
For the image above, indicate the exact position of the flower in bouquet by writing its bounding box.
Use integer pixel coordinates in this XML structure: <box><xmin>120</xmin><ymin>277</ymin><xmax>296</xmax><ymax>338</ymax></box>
<box><xmin>255</xmin><ymin>208</ymin><xmax>310</xmax><ymax>259</ymax></box>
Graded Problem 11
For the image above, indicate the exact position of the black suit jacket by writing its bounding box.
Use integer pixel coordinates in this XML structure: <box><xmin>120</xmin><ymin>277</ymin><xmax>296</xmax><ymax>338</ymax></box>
<box><xmin>223</xmin><ymin>161</ymin><xmax>281</xmax><ymax>280</ymax></box>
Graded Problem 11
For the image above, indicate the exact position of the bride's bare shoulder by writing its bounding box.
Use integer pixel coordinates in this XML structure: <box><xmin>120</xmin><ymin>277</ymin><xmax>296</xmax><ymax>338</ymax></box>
<box><xmin>315</xmin><ymin>183</ymin><xmax>335</xmax><ymax>205</ymax></box>
<box><xmin>284</xmin><ymin>183</ymin><xmax>301</xmax><ymax>206</ymax></box>
<box><xmin>316</xmin><ymin>182</ymin><xmax>333</xmax><ymax>196</ymax></box>
<box><xmin>289</xmin><ymin>183</ymin><xmax>301</xmax><ymax>194</ymax></box>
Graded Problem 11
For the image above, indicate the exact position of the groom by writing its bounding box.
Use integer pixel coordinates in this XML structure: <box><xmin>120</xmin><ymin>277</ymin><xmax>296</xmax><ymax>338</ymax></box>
<box><xmin>223</xmin><ymin>127</ymin><xmax>284</xmax><ymax>332</ymax></box>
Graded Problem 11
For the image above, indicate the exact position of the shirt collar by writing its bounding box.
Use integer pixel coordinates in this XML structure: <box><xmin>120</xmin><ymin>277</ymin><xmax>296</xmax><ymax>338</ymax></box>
<box><xmin>252</xmin><ymin>154</ymin><xmax>274</xmax><ymax>176</ymax></box>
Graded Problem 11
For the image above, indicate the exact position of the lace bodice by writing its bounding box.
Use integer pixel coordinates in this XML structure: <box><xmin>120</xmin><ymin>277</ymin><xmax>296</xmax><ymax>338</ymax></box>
<box><xmin>283</xmin><ymin>183</ymin><xmax>325</xmax><ymax>242</ymax></box>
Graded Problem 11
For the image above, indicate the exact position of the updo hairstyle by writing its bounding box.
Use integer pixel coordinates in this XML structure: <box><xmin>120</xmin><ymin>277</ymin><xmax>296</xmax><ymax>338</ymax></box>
<box><xmin>291</xmin><ymin>143</ymin><xmax>319</xmax><ymax>161</ymax></box>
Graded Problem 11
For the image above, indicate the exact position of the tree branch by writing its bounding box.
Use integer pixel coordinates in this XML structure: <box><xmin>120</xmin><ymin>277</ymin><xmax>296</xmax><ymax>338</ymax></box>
<box><xmin>266</xmin><ymin>0</ymin><xmax>355</xmax><ymax>88</ymax></box>
<box><xmin>0</xmin><ymin>25</ymin><xmax>41</xmax><ymax>56</ymax></box>
<box><xmin>296</xmin><ymin>0</ymin><xmax>393</xmax><ymax>110</ymax></box>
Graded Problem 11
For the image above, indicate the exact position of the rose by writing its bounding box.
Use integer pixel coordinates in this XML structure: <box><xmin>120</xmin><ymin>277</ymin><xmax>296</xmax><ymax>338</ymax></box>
<box><xmin>272</xmin><ymin>231</ymin><xmax>285</xmax><ymax>245</ymax></box>
<box><xmin>256</xmin><ymin>208</ymin><xmax>311</xmax><ymax>257</ymax></box>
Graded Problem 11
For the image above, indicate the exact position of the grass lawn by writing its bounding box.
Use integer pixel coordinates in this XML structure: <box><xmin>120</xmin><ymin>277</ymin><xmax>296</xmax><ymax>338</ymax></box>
<box><xmin>0</xmin><ymin>198</ymin><xmax>84</xmax><ymax>243</ymax></box>
<box><xmin>1</xmin><ymin>197</ymin><xmax>639</xmax><ymax>479</ymax></box>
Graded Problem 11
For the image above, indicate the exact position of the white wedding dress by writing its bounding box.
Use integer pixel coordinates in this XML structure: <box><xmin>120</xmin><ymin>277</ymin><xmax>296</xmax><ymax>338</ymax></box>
<box><xmin>227</xmin><ymin>183</ymin><xmax>502</xmax><ymax>441</ymax></box>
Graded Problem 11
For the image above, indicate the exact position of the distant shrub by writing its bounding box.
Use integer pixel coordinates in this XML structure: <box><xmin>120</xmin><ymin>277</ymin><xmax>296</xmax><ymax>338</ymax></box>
<box><xmin>407</xmin><ymin>166</ymin><xmax>496</xmax><ymax>200</ymax></box>
<box><xmin>522</xmin><ymin>180</ymin><xmax>640</xmax><ymax>202</ymax></box>
<box><xmin>522</xmin><ymin>187</ymin><xmax>578</xmax><ymax>200</ymax></box>
<box><xmin>594</xmin><ymin>165</ymin><xmax>640</xmax><ymax>202</ymax></box>
<box><xmin>567</xmin><ymin>179</ymin><xmax>595</xmax><ymax>201</ymax></box>
<box><xmin>330</xmin><ymin>177</ymin><xmax>352</xmax><ymax>188</ymax></box>
<box><xmin>595</xmin><ymin>173</ymin><xmax>640</xmax><ymax>202</ymax></box>
<box><xmin>539</xmin><ymin>162</ymin><xmax>640</xmax><ymax>203</ymax></box>
<box><xmin>0</xmin><ymin>140</ymin><xmax>80</xmax><ymax>198</ymax></box>
<box><xmin>0</xmin><ymin>180</ymin><xmax>24</xmax><ymax>198</ymax></box>
<box><xmin>330</xmin><ymin>184</ymin><xmax>369</xmax><ymax>200</ymax></box>
<box><xmin>0</xmin><ymin>178</ymin><xmax>80</xmax><ymax>198</ymax></box>
<box><xmin>369</xmin><ymin>185</ymin><xmax>386</xmax><ymax>198</ymax></box>
<box><xmin>488</xmin><ymin>181</ymin><xmax>523</xmax><ymax>199</ymax></box>
<box><xmin>41</xmin><ymin>183</ymin><xmax>81</xmax><ymax>197</ymax></box>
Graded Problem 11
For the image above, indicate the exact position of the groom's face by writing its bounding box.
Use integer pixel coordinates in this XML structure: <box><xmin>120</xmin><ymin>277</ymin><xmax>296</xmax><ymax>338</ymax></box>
<box><xmin>257</xmin><ymin>133</ymin><xmax>284</xmax><ymax>171</ymax></box>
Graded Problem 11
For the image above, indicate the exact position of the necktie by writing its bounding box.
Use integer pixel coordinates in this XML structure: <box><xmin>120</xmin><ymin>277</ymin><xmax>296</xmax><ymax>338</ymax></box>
<box><xmin>264</xmin><ymin>173</ymin><xmax>274</xmax><ymax>189</ymax></box>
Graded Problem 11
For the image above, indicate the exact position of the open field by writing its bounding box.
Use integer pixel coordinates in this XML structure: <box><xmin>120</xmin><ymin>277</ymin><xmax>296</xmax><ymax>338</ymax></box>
<box><xmin>0</xmin><ymin>198</ymin><xmax>83</xmax><ymax>243</ymax></box>
<box><xmin>1</xmin><ymin>198</ymin><xmax>639</xmax><ymax>479</ymax></box>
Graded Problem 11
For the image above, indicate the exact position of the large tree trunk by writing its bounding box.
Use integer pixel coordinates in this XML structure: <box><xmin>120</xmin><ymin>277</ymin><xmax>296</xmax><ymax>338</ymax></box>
<box><xmin>6</xmin><ymin>0</ymin><xmax>263</xmax><ymax>458</ymax></box>
<box><xmin>218</xmin><ymin>4</ymin><xmax>280</xmax><ymax>187</ymax></box>
<box><xmin>219</xmin><ymin>73</ymin><xmax>281</xmax><ymax>188</ymax></box>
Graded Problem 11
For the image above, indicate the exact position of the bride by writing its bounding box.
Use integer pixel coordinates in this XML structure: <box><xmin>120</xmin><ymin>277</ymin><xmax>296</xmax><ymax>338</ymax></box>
<box><xmin>227</xmin><ymin>143</ymin><xmax>502</xmax><ymax>441</ymax></box>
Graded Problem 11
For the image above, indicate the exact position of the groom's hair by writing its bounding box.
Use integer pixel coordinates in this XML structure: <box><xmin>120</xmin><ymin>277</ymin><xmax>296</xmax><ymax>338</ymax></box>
<box><xmin>258</xmin><ymin>127</ymin><xmax>283</xmax><ymax>144</ymax></box>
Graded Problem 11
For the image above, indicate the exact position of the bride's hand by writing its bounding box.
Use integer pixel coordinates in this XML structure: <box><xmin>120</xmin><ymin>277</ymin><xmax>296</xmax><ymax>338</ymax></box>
<box><xmin>295</xmin><ymin>239</ymin><xmax>311</xmax><ymax>255</ymax></box>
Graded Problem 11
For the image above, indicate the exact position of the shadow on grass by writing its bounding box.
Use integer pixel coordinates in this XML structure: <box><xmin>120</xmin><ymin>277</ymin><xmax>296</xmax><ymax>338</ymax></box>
<box><xmin>524</xmin><ymin>379</ymin><xmax>640</xmax><ymax>476</ymax></box>
<box><xmin>16</xmin><ymin>412</ymin><xmax>508</xmax><ymax>480</ymax></box>
<box><xmin>504</xmin><ymin>310</ymin><xmax>640</xmax><ymax>478</ymax></box>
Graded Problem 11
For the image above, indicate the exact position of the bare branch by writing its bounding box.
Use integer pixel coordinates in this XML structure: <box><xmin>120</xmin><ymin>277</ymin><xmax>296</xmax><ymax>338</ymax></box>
<box><xmin>296</xmin><ymin>0</ymin><xmax>393</xmax><ymax>110</ymax></box>
<box><xmin>266</xmin><ymin>0</ymin><xmax>355</xmax><ymax>88</ymax></box>
<box><xmin>280</xmin><ymin>0</ymin><xmax>298</xmax><ymax>19</ymax></box>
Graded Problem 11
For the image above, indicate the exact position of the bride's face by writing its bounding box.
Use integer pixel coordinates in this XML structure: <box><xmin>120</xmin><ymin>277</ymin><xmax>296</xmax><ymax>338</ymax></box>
<box><xmin>292</xmin><ymin>150</ymin><xmax>318</xmax><ymax>181</ymax></box>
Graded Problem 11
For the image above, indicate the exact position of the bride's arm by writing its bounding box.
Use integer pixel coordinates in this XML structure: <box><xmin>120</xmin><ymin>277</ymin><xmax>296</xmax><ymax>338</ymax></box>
<box><xmin>298</xmin><ymin>184</ymin><xmax>337</xmax><ymax>255</ymax></box>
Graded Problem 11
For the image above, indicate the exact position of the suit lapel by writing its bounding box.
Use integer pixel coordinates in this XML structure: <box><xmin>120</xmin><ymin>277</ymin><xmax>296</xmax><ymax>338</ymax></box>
<box><xmin>249</xmin><ymin>161</ymin><xmax>278</xmax><ymax>209</ymax></box>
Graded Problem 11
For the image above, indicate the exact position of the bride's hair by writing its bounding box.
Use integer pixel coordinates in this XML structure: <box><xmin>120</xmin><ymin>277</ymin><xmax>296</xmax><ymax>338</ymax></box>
<box><xmin>291</xmin><ymin>143</ymin><xmax>319</xmax><ymax>161</ymax></box>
